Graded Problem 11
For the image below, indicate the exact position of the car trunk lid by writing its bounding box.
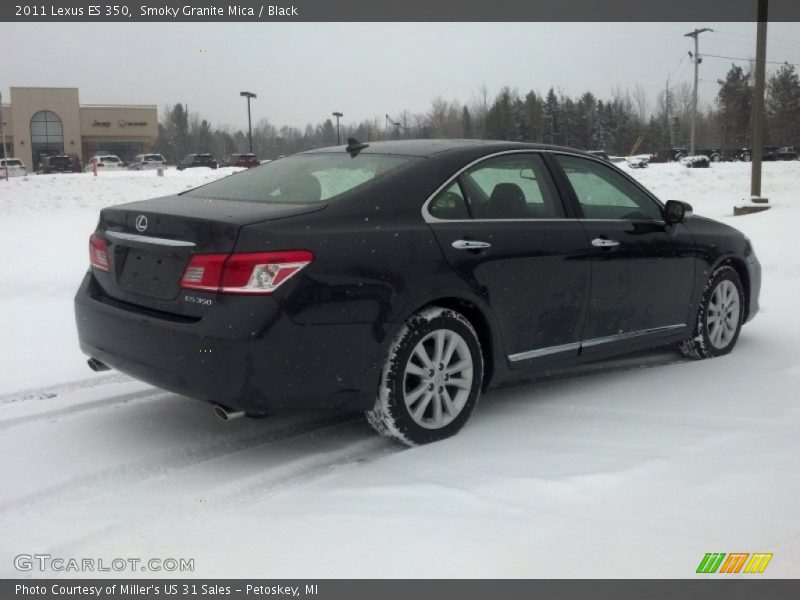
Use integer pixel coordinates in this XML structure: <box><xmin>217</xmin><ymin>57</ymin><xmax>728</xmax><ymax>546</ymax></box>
<box><xmin>94</xmin><ymin>194</ymin><xmax>325</xmax><ymax>311</ymax></box>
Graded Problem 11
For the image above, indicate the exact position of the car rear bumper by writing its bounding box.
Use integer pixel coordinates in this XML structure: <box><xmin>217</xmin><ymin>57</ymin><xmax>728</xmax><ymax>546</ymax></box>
<box><xmin>74</xmin><ymin>272</ymin><xmax>383</xmax><ymax>412</ymax></box>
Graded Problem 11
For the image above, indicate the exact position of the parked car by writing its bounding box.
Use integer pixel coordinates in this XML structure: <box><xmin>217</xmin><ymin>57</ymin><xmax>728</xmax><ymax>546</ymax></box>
<box><xmin>778</xmin><ymin>146</ymin><xmax>798</xmax><ymax>161</ymax></box>
<box><xmin>0</xmin><ymin>158</ymin><xmax>27</xmax><ymax>177</ymax></box>
<box><xmin>177</xmin><ymin>153</ymin><xmax>218</xmax><ymax>170</ymax></box>
<box><xmin>626</xmin><ymin>156</ymin><xmax>649</xmax><ymax>169</ymax></box>
<box><xmin>649</xmin><ymin>147</ymin><xmax>688</xmax><ymax>163</ymax></box>
<box><xmin>40</xmin><ymin>154</ymin><xmax>82</xmax><ymax>174</ymax></box>
<box><xmin>85</xmin><ymin>155</ymin><xmax>124</xmax><ymax>172</ymax></box>
<box><xmin>762</xmin><ymin>146</ymin><xmax>782</xmax><ymax>161</ymax></box>
<box><xmin>75</xmin><ymin>140</ymin><xmax>760</xmax><ymax>445</ymax></box>
<box><xmin>681</xmin><ymin>155</ymin><xmax>710</xmax><ymax>168</ymax></box>
<box><xmin>128</xmin><ymin>153</ymin><xmax>167</xmax><ymax>171</ymax></box>
<box><xmin>699</xmin><ymin>148</ymin><xmax>723</xmax><ymax>162</ymax></box>
<box><xmin>225</xmin><ymin>153</ymin><xmax>260</xmax><ymax>168</ymax></box>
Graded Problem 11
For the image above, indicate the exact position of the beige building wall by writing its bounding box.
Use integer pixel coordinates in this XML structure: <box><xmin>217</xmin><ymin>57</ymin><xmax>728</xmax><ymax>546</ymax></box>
<box><xmin>3</xmin><ymin>87</ymin><xmax>157</xmax><ymax>169</ymax></box>
<box><xmin>79</xmin><ymin>105</ymin><xmax>158</xmax><ymax>153</ymax></box>
<box><xmin>9</xmin><ymin>87</ymin><xmax>82</xmax><ymax>170</ymax></box>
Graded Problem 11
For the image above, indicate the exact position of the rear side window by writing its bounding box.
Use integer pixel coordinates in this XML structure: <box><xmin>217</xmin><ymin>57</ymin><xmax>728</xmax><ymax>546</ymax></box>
<box><xmin>429</xmin><ymin>182</ymin><xmax>470</xmax><ymax>220</ymax></box>
<box><xmin>453</xmin><ymin>153</ymin><xmax>564</xmax><ymax>220</ymax></box>
<box><xmin>187</xmin><ymin>153</ymin><xmax>415</xmax><ymax>204</ymax></box>
<box><xmin>555</xmin><ymin>154</ymin><xmax>662</xmax><ymax>221</ymax></box>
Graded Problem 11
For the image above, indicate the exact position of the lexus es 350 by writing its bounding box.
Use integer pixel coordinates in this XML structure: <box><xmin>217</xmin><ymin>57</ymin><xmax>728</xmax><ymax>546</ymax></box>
<box><xmin>75</xmin><ymin>140</ymin><xmax>761</xmax><ymax>445</ymax></box>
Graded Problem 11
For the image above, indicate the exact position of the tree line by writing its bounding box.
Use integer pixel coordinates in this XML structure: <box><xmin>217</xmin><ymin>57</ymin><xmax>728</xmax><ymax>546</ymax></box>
<box><xmin>153</xmin><ymin>62</ymin><xmax>800</xmax><ymax>162</ymax></box>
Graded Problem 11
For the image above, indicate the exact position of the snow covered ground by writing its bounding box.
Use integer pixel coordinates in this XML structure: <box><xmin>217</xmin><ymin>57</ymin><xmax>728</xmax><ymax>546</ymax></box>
<box><xmin>0</xmin><ymin>161</ymin><xmax>798</xmax><ymax>578</ymax></box>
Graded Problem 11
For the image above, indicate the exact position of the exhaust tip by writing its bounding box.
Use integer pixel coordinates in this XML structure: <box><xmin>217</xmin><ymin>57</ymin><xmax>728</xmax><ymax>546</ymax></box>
<box><xmin>213</xmin><ymin>404</ymin><xmax>245</xmax><ymax>422</ymax></box>
<box><xmin>87</xmin><ymin>358</ymin><xmax>111</xmax><ymax>372</ymax></box>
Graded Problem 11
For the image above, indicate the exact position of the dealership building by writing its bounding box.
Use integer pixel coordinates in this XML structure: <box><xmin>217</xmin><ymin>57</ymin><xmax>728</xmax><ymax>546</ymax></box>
<box><xmin>0</xmin><ymin>87</ymin><xmax>157</xmax><ymax>169</ymax></box>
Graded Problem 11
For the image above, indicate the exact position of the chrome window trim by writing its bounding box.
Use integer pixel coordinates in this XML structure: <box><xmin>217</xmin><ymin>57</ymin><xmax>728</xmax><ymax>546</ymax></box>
<box><xmin>422</xmin><ymin>149</ymin><xmax>554</xmax><ymax>224</ymax></box>
<box><xmin>105</xmin><ymin>231</ymin><xmax>197</xmax><ymax>248</ymax></box>
<box><xmin>508</xmin><ymin>324</ymin><xmax>686</xmax><ymax>363</ymax></box>
<box><xmin>549</xmin><ymin>149</ymin><xmax>667</xmax><ymax>215</ymax></box>
<box><xmin>421</xmin><ymin>148</ymin><xmax>667</xmax><ymax>225</ymax></box>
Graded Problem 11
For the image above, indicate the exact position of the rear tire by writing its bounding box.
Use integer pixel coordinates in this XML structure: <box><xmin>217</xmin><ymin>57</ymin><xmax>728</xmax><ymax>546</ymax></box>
<box><xmin>366</xmin><ymin>306</ymin><xmax>483</xmax><ymax>446</ymax></box>
<box><xmin>679</xmin><ymin>266</ymin><xmax>744</xmax><ymax>359</ymax></box>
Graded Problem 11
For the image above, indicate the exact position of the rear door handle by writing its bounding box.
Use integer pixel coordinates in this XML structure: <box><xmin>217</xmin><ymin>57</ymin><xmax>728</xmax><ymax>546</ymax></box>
<box><xmin>591</xmin><ymin>238</ymin><xmax>620</xmax><ymax>248</ymax></box>
<box><xmin>452</xmin><ymin>240</ymin><xmax>492</xmax><ymax>250</ymax></box>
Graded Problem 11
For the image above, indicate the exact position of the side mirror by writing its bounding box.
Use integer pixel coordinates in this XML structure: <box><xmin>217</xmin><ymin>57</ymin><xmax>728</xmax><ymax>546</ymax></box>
<box><xmin>664</xmin><ymin>200</ymin><xmax>693</xmax><ymax>224</ymax></box>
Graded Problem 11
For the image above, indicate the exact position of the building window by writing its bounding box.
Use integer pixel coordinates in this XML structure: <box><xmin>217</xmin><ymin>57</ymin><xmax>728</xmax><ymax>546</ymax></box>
<box><xmin>30</xmin><ymin>110</ymin><xmax>64</xmax><ymax>168</ymax></box>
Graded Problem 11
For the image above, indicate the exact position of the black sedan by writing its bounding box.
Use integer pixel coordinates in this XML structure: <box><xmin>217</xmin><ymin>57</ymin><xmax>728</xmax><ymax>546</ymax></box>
<box><xmin>75</xmin><ymin>140</ymin><xmax>761</xmax><ymax>445</ymax></box>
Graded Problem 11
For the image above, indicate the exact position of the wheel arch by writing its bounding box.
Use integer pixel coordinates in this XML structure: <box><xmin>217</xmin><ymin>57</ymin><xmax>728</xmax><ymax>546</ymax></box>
<box><xmin>711</xmin><ymin>254</ymin><xmax>751</xmax><ymax>322</ymax></box>
<box><xmin>392</xmin><ymin>291</ymin><xmax>504</xmax><ymax>390</ymax></box>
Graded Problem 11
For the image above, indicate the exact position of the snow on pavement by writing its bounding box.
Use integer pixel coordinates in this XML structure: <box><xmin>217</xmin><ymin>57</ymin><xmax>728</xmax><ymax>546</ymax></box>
<box><xmin>0</xmin><ymin>161</ymin><xmax>798</xmax><ymax>577</ymax></box>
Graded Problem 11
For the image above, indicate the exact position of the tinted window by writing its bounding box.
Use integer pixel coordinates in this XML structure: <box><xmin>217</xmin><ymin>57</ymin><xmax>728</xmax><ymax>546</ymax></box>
<box><xmin>555</xmin><ymin>154</ymin><xmax>662</xmax><ymax>221</ymax></box>
<box><xmin>429</xmin><ymin>182</ymin><xmax>470</xmax><ymax>220</ymax></box>
<box><xmin>458</xmin><ymin>153</ymin><xmax>564</xmax><ymax>219</ymax></box>
<box><xmin>187</xmin><ymin>153</ymin><xmax>414</xmax><ymax>204</ymax></box>
<box><xmin>144</xmin><ymin>154</ymin><xmax>164</xmax><ymax>161</ymax></box>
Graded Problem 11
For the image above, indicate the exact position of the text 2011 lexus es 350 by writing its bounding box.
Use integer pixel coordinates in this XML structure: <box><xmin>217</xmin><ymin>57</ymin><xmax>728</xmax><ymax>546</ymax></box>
<box><xmin>75</xmin><ymin>140</ymin><xmax>761</xmax><ymax>445</ymax></box>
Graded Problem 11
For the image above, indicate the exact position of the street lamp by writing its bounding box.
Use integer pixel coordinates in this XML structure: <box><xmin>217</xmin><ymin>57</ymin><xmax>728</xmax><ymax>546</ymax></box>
<box><xmin>332</xmin><ymin>112</ymin><xmax>343</xmax><ymax>145</ymax></box>
<box><xmin>240</xmin><ymin>91</ymin><xmax>257</xmax><ymax>153</ymax></box>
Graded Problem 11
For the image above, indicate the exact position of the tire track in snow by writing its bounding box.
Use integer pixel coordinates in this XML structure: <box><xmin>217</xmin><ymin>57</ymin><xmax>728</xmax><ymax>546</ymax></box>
<box><xmin>44</xmin><ymin>426</ymin><xmax>399</xmax><ymax>562</ymax></box>
<box><xmin>0</xmin><ymin>388</ymin><xmax>167</xmax><ymax>431</ymax></box>
<box><xmin>0</xmin><ymin>412</ymin><xmax>363</xmax><ymax>515</ymax></box>
<box><xmin>0</xmin><ymin>373</ymin><xmax>132</xmax><ymax>405</ymax></box>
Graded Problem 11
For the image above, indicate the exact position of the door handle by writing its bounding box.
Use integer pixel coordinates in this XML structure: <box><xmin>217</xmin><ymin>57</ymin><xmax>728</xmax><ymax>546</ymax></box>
<box><xmin>452</xmin><ymin>239</ymin><xmax>492</xmax><ymax>250</ymax></box>
<box><xmin>591</xmin><ymin>238</ymin><xmax>620</xmax><ymax>248</ymax></box>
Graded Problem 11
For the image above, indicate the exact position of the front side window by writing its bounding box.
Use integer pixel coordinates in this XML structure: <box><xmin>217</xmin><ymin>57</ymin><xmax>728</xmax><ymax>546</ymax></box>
<box><xmin>187</xmin><ymin>152</ymin><xmax>415</xmax><ymax>204</ymax></box>
<box><xmin>455</xmin><ymin>153</ymin><xmax>564</xmax><ymax>220</ymax></box>
<box><xmin>555</xmin><ymin>154</ymin><xmax>663</xmax><ymax>221</ymax></box>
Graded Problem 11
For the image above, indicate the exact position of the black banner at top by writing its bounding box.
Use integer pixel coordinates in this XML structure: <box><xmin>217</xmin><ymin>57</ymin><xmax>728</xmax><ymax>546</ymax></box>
<box><xmin>3</xmin><ymin>0</ymin><xmax>800</xmax><ymax>22</ymax></box>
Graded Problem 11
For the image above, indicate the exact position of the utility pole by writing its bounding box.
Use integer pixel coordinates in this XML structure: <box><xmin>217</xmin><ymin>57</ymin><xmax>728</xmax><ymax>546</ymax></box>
<box><xmin>751</xmin><ymin>0</ymin><xmax>768</xmax><ymax>203</ymax></box>
<box><xmin>239</xmin><ymin>92</ymin><xmax>257</xmax><ymax>153</ymax></box>
<box><xmin>0</xmin><ymin>91</ymin><xmax>7</xmax><ymax>181</ymax></box>
<box><xmin>684</xmin><ymin>27</ymin><xmax>713</xmax><ymax>155</ymax></box>
<box><xmin>665</xmin><ymin>75</ymin><xmax>673</xmax><ymax>147</ymax></box>
<box><xmin>332</xmin><ymin>112</ymin><xmax>343</xmax><ymax>145</ymax></box>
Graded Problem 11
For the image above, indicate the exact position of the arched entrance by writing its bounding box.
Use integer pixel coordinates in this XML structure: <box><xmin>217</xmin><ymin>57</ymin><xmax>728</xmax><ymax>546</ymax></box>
<box><xmin>30</xmin><ymin>110</ymin><xmax>64</xmax><ymax>169</ymax></box>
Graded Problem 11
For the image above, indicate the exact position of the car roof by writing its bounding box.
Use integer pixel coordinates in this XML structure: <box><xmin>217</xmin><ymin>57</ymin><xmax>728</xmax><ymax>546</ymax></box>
<box><xmin>302</xmin><ymin>139</ymin><xmax>597</xmax><ymax>159</ymax></box>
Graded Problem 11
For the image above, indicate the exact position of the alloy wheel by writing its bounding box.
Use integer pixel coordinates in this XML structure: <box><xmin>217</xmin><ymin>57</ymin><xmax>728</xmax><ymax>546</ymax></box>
<box><xmin>403</xmin><ymin>329</ymin><xmax>474</xmax><ymax>429</ymax></box>
<box><xmin>707</xmin><ymin>279</ymin><xmax>741</xmax><ymax>349</ymax></box>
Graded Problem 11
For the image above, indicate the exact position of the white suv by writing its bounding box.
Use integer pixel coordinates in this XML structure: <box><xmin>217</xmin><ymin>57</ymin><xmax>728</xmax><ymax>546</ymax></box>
<box><xmin>128</xmin><ymin>153</ymin><xmax>167</xmax><ymax>170</ymax></box>
<box><xmin>85</xmin><ymin>155</ymin><xmax>124</xmax><ymax>172</ymax></box>
<box><xmin>0</xmin><ymin>158</ymin><xmax>27</xmax><ymax>177</ymax></box>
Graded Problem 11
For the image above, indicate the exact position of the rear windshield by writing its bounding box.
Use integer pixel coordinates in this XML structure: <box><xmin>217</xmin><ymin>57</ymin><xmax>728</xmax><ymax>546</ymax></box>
<box><xmin>144</xmin><ymin>154</ymin><xmax>164</xmax><ymax>161</ymax></box>
<box><xmin>186</xmin><ymin>153</ymin><xmax>414</xmax><ymax>204</ymax></box>
<box><xmin>50</xmin><ymin>157</ymin><xmax>70</xmax><ymax>164</ymax></box>
<box><xmin>3</xmin><ymin>159</ymin><xmax>23</xmax><ymax>166</ymax></box>
<box><xmin>100</xmin><ymin>156</ymin><xmax>120</xmax><ymax>162</ymax></box>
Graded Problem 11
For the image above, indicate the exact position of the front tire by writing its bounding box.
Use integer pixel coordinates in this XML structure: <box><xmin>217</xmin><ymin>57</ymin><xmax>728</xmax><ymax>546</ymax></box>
<box><xmin>679</xmin><ymin>266</ymin><xmax>744</xmax><ymax>359</ymax></box>
<box><xmin>366</xmin><ymin>306</ymin><xmax>483</xmax><ymax>446</ymax></box>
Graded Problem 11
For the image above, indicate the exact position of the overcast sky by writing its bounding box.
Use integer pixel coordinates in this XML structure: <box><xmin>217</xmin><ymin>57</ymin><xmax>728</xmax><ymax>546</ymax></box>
<box><xmin>2</xmin><ymin>22</ymin><xmax>799</xmax><ymax>130</ymax></box>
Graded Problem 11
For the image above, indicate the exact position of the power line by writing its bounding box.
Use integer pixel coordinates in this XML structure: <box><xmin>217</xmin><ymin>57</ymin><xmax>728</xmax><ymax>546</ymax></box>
<box><xmin>713</xmin><ymin>29</ymin><xmax>800</xmax><ymax>48</ymax></box>
<box><xmin>701</xmin><ymin>53</ymin><xmax>800</xmax><ymax>68</ymax></box>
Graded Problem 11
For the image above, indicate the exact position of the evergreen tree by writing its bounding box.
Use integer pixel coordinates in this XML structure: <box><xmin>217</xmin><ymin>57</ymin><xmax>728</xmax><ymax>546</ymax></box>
<box><xmin>767</xmin><ymin>63</ymin><xmax>800</xmax><ymax>145</ymax></box>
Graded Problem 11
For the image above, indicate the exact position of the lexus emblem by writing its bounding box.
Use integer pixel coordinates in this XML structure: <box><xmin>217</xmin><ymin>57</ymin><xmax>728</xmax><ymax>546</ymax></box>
<box><xmin>135</xmin><ymin>215</ymin><xmax>148</xmax><ymax>232</ymax></box>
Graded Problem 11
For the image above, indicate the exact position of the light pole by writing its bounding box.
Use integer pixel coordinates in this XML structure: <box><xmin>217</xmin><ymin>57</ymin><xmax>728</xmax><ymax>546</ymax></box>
<box><xmin>332</xmin><ymin>112</ymin><xmax>343</xmax><ymax>145</ymax></box>
<box><xmin>240</xmin><ymin>91</ymin><xmax>257</xmax><ymax>153</ymax></box>
<box><xmin>684</xmin><ymin>27</ymin><xmax>713</xmax><ymax>156</ymax></box>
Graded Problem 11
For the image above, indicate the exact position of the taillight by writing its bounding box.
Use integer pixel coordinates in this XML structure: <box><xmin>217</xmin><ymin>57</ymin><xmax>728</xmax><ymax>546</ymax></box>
<box><xmin>89</xmin><ymin>234</ymin><xmax>110</xmax><ymax>271</ymax></box>
<box><xmin>179</xmin><ymin>254</ymin><xmax>227</xmax><ymax>292</ymax></box>
<box><xmin>180</xmin><ymin>251</ymin><xmax>313</xmax><ymax>294</ymax></box>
